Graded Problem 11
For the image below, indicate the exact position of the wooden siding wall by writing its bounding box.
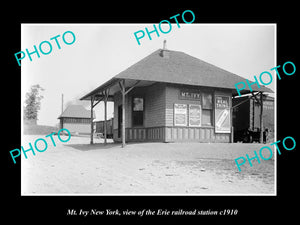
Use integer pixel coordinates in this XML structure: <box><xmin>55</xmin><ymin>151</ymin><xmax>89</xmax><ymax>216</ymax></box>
<box><xmin>113</xmin><ymin>83</ymin><xmax>166</xmax><ymax>142</ymax></box>
<box><xmin>144</xmin><ymin>83</ymin><xmax>166</xmax><ymax>127</ymax></box>
<box><xmin>113</xmin><ymin>83</ymin><xmax>232</xmax><ymax>143</ymax></box>
<box><xmin>113</xmin><ymin>127</ymin><xmax>229</xmax><ymax>142</ymax></box>
<box><xmin>63</xmin><ymin>123</ymin><xmax>91</xmax><ymax>134</ymax></box>
<box><xmin>165</xmin><ymin>84</ymin><xmax>204</xmax><ymax>126</ymax></box>
<box><xmin>165</xmin><ymin>127</ymin><xmax>229</xmax><ymax>142</ymax></box>
<box><xmin>127</xmin><ymin>127</ymin><xmax>165</xmax><ymax>142</ymax></box>
<box><xmin>113</xmin><ymin>127</ymin><xmax>165</xmax><ymax>142</ymax></box>
<box><xmin>164</xmin><ymin>85</ymin><xmax>231</xmax><ymax>142</ymax></box>
<box><xmin>62</xmin><ymin>117</ymin><xmax>90</xmax><ymax>123</ymax></box>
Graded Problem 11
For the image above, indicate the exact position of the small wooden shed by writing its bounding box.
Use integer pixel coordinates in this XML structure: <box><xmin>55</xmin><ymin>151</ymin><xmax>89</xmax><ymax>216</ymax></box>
<box><xmin>58</xmin><ymin>104</ymin><xmax>94</xmax><ymax>134</ymax></box>
<box><xmin>80</xmin><ymin>47</ymin><xmax>272</xmax><ymax>146</ymax></box>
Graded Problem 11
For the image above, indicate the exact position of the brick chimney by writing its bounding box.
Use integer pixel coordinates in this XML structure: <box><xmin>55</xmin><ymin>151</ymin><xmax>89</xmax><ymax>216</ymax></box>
<box><xmin>160</xmin><ymin>40</ymin><xmax>170</xmax><ymax>58</ymax></box>
<box><xmin>163</xmin><ymin>39</ymin><xmax>167</xmax><ymax>50</ymax></box>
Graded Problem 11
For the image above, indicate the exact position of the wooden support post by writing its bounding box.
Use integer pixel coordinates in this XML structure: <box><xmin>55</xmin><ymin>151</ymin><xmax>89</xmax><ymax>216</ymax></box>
<box><xmin>230</xmin><ymin>104</ymin><xmax>234</xmax><ymax>143</ymax></box>
<box><xmin>229</xmin><ymin>104</ymin><xmax>233</xmax><ymax>143</ymax></box>
<box><xmin>90</xmin><ymin>96</ymin><xmax>94</xmax><ymax>145</ymax></box>
<box><xmin>252</xmin><ymin>96</ymin><xmax>255</xmax><ymax>130</ymax></box>
<box><xmin>119</xmin><ymin>80</ymin><xmax>126</xmax><ymax>148</ymax></box>
<box><xmin>104</xmin><ymin>89</ymin><xmax>109</xmax><ymax>145</ymax></box>
<box><xmin>122</xmin><ymin>82</ymin><xmax>126</xmax><ymax>148</ymax></box>
<box><xmin>117</xmin><ymin>79</ymin><xmax>139</xmax><ymax>148</ymax></box>
<box><xmin>231</xmin><ymin>126</ymin><xmax>234</xmax><ymax>143</ymax></box>
<box><xmin>260</xmin><ymin>92</ymin><xmax>264</xmax><ymax>143</ymax></box>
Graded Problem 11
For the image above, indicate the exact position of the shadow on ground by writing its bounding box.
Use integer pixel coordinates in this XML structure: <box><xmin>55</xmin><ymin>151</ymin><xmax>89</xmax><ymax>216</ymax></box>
<box><xmin>64</xmin><ymin>143</ymin><xmax>121</xmax><ymax>151</ymax></box>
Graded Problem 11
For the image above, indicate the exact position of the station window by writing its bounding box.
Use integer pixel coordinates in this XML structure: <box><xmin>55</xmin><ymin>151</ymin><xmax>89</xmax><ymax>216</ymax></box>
<box><xmin>132</xmin><ymin>97</ymin><xmax>144</xmax><ymax>126</ymax></box>
<box><xmin>202</xmin><ymin>92</ymin><xmax>213</xmax><ymax>109</ymax></box>
<box><xmin>202</xmin><ymin>109</ymin><xmax>212</xmax><ymax>126</ymax></box>
<box><xmin>201</xmin><ymin>93</ymin><xmax>213</xmax><ymax>126</ymax></box>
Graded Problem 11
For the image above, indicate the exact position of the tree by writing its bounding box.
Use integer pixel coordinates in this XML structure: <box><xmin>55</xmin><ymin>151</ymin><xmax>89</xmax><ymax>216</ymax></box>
<box><xmin>24</xmin><ymin>84</ymin><xmax>45</xmax><ymax>122</ymax></box>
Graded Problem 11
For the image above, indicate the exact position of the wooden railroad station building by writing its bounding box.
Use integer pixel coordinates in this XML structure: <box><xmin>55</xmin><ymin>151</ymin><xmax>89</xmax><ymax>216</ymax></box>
<box><xmin>80</xmin><ymin>45</ymin><xmax>272</xmax><ymax>146</ymax></box>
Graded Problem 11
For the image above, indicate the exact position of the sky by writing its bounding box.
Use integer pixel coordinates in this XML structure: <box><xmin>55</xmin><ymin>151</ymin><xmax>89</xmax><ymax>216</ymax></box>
<box><xmin>21</xmin><ymin>24</ymin><xmax>275</xmax><ymax>126</ymax></box>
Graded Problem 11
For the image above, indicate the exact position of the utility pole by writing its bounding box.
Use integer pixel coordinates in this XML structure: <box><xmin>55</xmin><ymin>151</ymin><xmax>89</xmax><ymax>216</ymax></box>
<box><xmin>61</xmin><ymin>94</ymin><xmax>64</xmax><ymax>114</ymax></box>
<box><xmin>60</xmin><ymin>93</ymin><xmax>64</xmax><ymax>130</ymax></box>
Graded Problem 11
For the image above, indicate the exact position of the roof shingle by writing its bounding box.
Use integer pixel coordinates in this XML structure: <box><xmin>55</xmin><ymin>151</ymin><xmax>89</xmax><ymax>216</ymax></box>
<box><xmin>80</xmin><ymin>48</ymin><xmax>273</xmax><ymax>100</ymax></box>
<box><xmin>58</xmin><ymin>105</ymin><xmax>93</xmax><ymax>119</ymax></box>
<box><xmin>115</xmin><ymin>49</ymin><xmax>272</xmax><ymax>92</ymax></box>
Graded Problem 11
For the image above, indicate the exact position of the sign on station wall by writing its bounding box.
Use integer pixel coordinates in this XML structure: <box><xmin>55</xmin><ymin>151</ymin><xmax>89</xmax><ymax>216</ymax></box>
<box><xmin>189</xmin><ymin>104</ymin><xmax>201</xmax><ymax>127</ymax></box>
<box><xmin>215</xmin><ymin>95</ymin><xmax>231</xmax><ymax>133</ymax></box>
<box><xmin>174</xmin><ymin>103</ymin><xmax>187</xmax><ymax>126</ymax></box>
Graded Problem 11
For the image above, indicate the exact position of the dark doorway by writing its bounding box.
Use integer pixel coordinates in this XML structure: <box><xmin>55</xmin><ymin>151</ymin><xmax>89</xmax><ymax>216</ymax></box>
<box><xmin>132</xmin><ymin>97</ymin><xmax>144</xmax><ymax>126</ymax></box>
<box><xmin>118</xmin><ymin>105</ymin><xmax>122</xmax><ymax>138</ymax></box>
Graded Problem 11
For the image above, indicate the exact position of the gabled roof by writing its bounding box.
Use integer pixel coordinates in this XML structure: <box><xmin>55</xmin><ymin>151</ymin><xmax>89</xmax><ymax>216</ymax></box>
<box><xmin>116</xmin><ymin>49</ymin><xmax>272</xmax><ymax>91</ymax></box>
<box><xmin>58</xmin><ymin>104</ymin><xmax>93</xmax><ymax>119</ymax></box>
<box><xmin>80</xmin><ymin>49</ymin><xmax>272</xmax><ymax>100</ymax></box>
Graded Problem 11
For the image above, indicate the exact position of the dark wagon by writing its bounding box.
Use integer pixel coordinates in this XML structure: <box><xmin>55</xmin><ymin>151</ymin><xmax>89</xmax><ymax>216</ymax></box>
<box><xmin>232</xmin><ymin>95</ymin><xmax>274</xmax><ymax>143</ymax></box>
<box><xmin>95</xmin><ymin>118</ymin><xmax>114</xmax><ymax>139</ymax></box>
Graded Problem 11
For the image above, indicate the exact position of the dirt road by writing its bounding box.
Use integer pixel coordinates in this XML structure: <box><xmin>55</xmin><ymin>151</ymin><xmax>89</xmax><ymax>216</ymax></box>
<box><xmin>21</xmin><ymin>135</ymin><xmax>275</xmax><ymax>195</ymax></box>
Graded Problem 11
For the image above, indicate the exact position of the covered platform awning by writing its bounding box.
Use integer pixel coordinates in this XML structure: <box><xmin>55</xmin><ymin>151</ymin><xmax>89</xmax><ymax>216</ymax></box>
<box><xmin>80</xmin><ymin>78</ymin><xmax>156</xmax><ymax>101</ymax></box>
<box><xmin>80</xmin><ymin>77</ymin><xmax>158</xmax><ymax>147</ymax></box>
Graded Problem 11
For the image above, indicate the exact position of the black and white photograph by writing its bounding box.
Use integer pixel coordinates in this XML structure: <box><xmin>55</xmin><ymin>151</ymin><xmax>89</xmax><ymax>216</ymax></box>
<box><xmin>20</xmin><ymin>24</ymin><xmax>276</xmax><ymax>195</ymax></box>
<box><xmin>5</xmin><ymin>6</ymin><xmax>298</xmax><ymax>223</ymax></box>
